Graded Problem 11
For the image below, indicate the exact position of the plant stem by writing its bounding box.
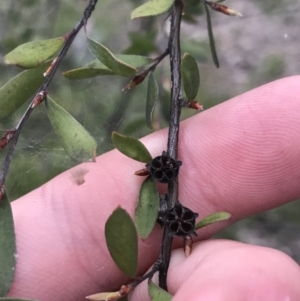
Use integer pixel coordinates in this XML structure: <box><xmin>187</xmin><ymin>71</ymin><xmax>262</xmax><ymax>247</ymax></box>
<box><xmin>0</xmin><ymin>0</ymin><xmax>99</xmax><ymax>191</ymax></box>
<box><xmin>159</xmin><ymin>0</ymin><xmax>184</xmax><ymax>290</ymax></box>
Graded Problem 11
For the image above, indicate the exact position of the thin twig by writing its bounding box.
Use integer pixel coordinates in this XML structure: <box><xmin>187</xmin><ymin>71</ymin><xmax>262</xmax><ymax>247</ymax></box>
<box><xmin>149</xmin><ymin>48</ymin><xmax>170</xmax><ymax>72</ymax></box>
<box><xmin>0</xmin><ymin>0</ymin><xmax>99</xmax><ymax>191</ymax></box>
<box><xmin>159</xmin><ymin>0</ymin><xmax>184</xmax><ymax>290</ymax></box>
<box><xmin>123</xmin><ymin>48</ymin><xmax>169</xmax><ymax>91</ymax></box>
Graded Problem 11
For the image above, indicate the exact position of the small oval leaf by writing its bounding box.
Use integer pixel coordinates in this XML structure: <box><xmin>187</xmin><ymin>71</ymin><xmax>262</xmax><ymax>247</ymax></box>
<box><xmin>63</xmin><ymin>55</ymin><xmax>153</xmax><ymax>80</ymax></box>
<box><xmin>112</xmin><ymin>132</ymin><xmax>152</xmax><ymax>163</ymax></box>
<box><xmin>135</xmin><ymin>177</ymin><xmax>159</xmax><ymax>239</ymax></box>
<box><xmin>63</xmin><ymin>69</ymin><xmax>115</xmax><ymax>81</ymax></box>
<box><xmin>181</xmin><ymin>53</ymin><xmax>200</xmax><ymax>101</ymax></box>
<box><xmin>195</xmin><ymin>212</ymin><xmax>231</xmax><ymax>230</ymax></box>
<box><xmin>46</xmin><ymin>96</ymin><xmax>97</xmax><ymax>162</ymax></box>
<box><xmin>148</xmin><ymin>281</ymin><xmax>172</xmax><ymax>301</ymax></box>
<box><xmin>4</xmin><ymin>37</ymin><xmax>65</xmax><ymax>69</ymax></box>
<box><xmin>86</xmin><ymin>38</ymin><xmax>137</xmax><ymax>77</ymax></box>
<box><xmin>203</xmin><ymin>2</ymin><xmax>219</xmax><ymax>68</ymax></box>
<box><xmin>146</xmin><ymin>72</ymin><xmax>159</xmax><ymax>129</ymax></box>
<box><xmin>105</xmin><ymin>207</ymin><xmax>138</xmax><ymax>278</ymax></box>
<box><xmin>0</xmin><ymin>194</ymin><xmax>16</xmax><ymax>296</ymax></box>
<box><xmin>63</xmin><ymin>67</ymin><xmax>114</xmax><ymax>80</ymax></box>
<box><xmin>0</xmin><ymin>62</ymin><xmax>49</xmax><ymax>119</ymax></box>
<box><xmin>131</xmin><ymin>0</ymin><xmax>174</xmax><ymax>19</ymax></box>
<box><xmin>63</xmin><ymin>59</ymin><xmax>114</xmax><ymax>79</ymax></box>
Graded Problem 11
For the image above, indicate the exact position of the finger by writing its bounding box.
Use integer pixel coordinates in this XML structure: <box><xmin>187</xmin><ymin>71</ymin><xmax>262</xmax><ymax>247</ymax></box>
<box><xmin>130</xmin><ymin>240</ymin><xmax>300</xmax><ymax>301</ymax></box>
<box><xmin>8</xmin><ymin>76</ymin><xmax>300</xmax><ymax>300</ymax></box>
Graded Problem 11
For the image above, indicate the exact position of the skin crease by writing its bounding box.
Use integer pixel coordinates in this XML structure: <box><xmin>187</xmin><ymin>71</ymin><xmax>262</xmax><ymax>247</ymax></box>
<box><xmin>7</xmin><ymin>76</ymin><xmax>300</xmax><ymax>301</ymax></box>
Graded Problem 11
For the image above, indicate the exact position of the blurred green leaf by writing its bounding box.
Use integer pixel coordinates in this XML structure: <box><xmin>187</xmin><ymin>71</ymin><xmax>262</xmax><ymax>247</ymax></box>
<box><xmin>112</xmin><ymin>131</ymin><xmax>152</xmax><ymax>163</ymax></box>
<box><xmin>105</xmin><ymin>207</ymin><xmax>138</xmax><ymax>278</ymax></box>
<box><xmin>86</xmin><ymin>37</ymin><xmax>137</xmax><ymax>77</ymax></box>
<box><xmin>124</xmin><ymin>31</ymin><xmax>157</xmax><ymax>55</ymax></box>
<box><xmin>131</xmin><ymin>0</ymin><xmax>174</xmax><ymax>19</ymax></box>
<box><xmin>146</xmin><ymin>72</ymin><xmax>159</xmax><ymax>128</ymax></box>
<box><xmin>181</xmin><ymin>52</ymin><xmax>200</xmax><ymax>101</ymax></box>
<box><xmin>203</xmin><ymin>1</ymin><xmax>219</xmax><ymax>68</ymax></box>
<box><xmin>4</xmin><ymin>37</ymin><xmax>65</xmax><ymax>69</ymax></box>
<box><xmin>148</xmin><ymin>280</ymin><xmax>172</xmax><ymax>301</ymax></box>
<box><xmin>182</xmin><ymin>0</ymin><xmax>204</xmax><ymax>23</ymax></box>
<box><xmin>135</xmin><ymin>177</ymin><xmax>159</xmax><ymax>239</ymax></box>
<box><xmin>123</xmin><ymin>118</ymin><xmax>149</xmax><ymax>136</ymax></box>
<box><xmin>0</xmin><ymin>62</ymin><xmax>48</xmax><ymax>120</ymax></box>
<box><xmin>195</xmin><ymin>212</ymin><xmax>231</xmax><ymax>230</ymax></box>
<box><xmin>184</xmin><ymin>0</ymin><xmax>200</xmax><ymax>6</ymax></box>
<box><xmin>181</xmin><ymin>41</ymin><xmax>207</xmax><ymax>62</ymax></box>
<box><xmin>0</xmin><ymin>194</ymin><xmax>16</xmax><ymax>296</ymax></box>
<box><xmin>46</xmin><ymin>96</ymin><xmax>97</xmax><ymax>162</ymax></box>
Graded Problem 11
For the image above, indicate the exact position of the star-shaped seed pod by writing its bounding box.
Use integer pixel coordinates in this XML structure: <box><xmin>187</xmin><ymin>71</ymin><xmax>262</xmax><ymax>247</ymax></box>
<box><xmin>165</xmin><ymin>204</ymin><xmax>199</xmax><ymax>236</ymax></box>
<box><xmin>146</xmin><ymin>151</ymin><xmax>182</xmax><ymax>183</ymax></box>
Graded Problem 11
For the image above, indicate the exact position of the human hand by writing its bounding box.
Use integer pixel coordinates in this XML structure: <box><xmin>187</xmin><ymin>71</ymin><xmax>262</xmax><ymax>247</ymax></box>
<box><xmin>8</xmin><ymin>76</ymin><xmax>300</xmax><ymax>301</ymax></box>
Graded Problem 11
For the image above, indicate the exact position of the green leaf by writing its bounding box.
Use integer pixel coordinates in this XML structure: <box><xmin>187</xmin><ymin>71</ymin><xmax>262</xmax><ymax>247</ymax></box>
<box><xmin>185</xmin><ymin>0</ymin><xmax>201</xmax><ymax>6</ymax></box>
<box><xmin>86</xmin><ymin>37</ymin><xmax>137</xmax><ymax>77</ymax></box>
<box><xmin>148</xmin><ymin>281</ymin><xmax>172</xmax><ymax>301</ymax></box>
<box><xmin>112</xmin><ymin>131</ymin><xmax>152</xmax><ymax>163</ymax></box>
<box><xmin>0</xmin><ymin>62</ymin><xmax>48</xmax><ymax>120</ymax></box>
<box><xmin>105</xmin><ymin>207</ymin><xmax>138</xmax><ymax>278</ymax></box>
<box><xmin>63</xmin><ymin>55</ymin><xmax>153</xmax><ymax>80</ymax></box>
<box><xmin>203</xmin><ymin>1</ymin><xmax>219</xmax><ymax>68</ymax></box>
<box><xmin>4</xmin><ymin>37</ymin><xmax>65</xmax><ymax>69</ymax></box>
<box><xmin>146</xmin><ymin>72</ymin><xmax>159</xmax><ymax>129</ymax></box>
<box><xmin>63</xmin><ymin>67</ymin><xmax>114</xmax><ymax>80</ymax></box>
<box><xmin>0</xmin><ymin>194</ymin><xmax>16</xmax><ymax>296</ymax></box>
<box><xmin>63</xmin><ymin>60</ymin><xmax>114</xmax><ymax>80</ymax></box>
<box><xmin>135</xmin><ymin>177</ymin><xmax>159</xmax><ymax>239</ymax></box>
<box><xmin>124</xmin><ymin>31</ymin><xmax>158</xmax><ymax>55</ymax></box>
<box><xmin>181</xmin><ymin>53</ymin><xmax>200</xmax><ymax>101</ymax></box>
<box><xmin>45</xmin><ymin>96</ymin><xmax>97</xmax><ymax>162</ymax></box>
<box><xmin>131</xmin><ymin>0</ymin><xmax>174</xmax><ymax>19</ymax></box>
<box><xmin>117</xmin><ymin>55</ymin><xmax>153</xmax><ymax>68</ymax></box>
<box><xmin>195</xmin><ymin>212</ymin><xmax>231</xmax><ymax>230</ymax></box>
<box><xmin>123</xmin><ymin>118</ymin><xmax>148</xmax><ymax>136</ymax></box>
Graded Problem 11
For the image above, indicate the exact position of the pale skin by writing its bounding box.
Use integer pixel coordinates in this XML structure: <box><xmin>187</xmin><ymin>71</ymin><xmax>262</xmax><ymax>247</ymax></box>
<box><xmin>7</xmin><ymin>76</ymin><xmax>300</xmax><ymax>301</ymax></box>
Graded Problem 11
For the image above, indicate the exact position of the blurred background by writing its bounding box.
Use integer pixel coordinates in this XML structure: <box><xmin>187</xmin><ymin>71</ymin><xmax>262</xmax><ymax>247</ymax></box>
<box><xmin>0</xmin><ymin>0</ymin><xmax>300</xmax><ymax>261</ymax></box>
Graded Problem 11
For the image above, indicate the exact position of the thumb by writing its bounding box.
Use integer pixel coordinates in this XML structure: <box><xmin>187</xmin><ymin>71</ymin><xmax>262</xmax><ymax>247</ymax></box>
<box><xmin>130</xmin><ymin>240</ymin><xmax>300</xmax><ymax>301</ymax></box>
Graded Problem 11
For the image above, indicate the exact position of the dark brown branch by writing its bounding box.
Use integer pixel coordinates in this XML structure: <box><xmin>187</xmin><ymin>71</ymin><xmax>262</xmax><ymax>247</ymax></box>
<box><xmin>159</xmin><ymin>0</ymin><xmax>184</xmax><ymax>290</ymax></box>
<box><xmin>0</xmin><ymin>0</ymin><xmax>99</xmax><ymax>193</ymax></box>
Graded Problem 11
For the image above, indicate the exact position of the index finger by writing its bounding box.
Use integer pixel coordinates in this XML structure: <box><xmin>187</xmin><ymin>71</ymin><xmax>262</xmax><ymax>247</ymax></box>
<box><xmin>9</xmin><ymin>76</ymin><xmax>300</xmax><ymax>300</ymax></box>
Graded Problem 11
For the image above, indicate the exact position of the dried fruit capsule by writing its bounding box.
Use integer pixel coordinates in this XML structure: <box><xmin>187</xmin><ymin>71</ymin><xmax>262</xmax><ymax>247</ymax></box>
<box><xmin>166</xmin><ymin>204</ymin><xmax>198</xmax><ymax>236</ymax></box>
<box><xmin>146</xmin><ymin>151</ymin><xmax>182</xmax><ymax>183</ymax></box>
